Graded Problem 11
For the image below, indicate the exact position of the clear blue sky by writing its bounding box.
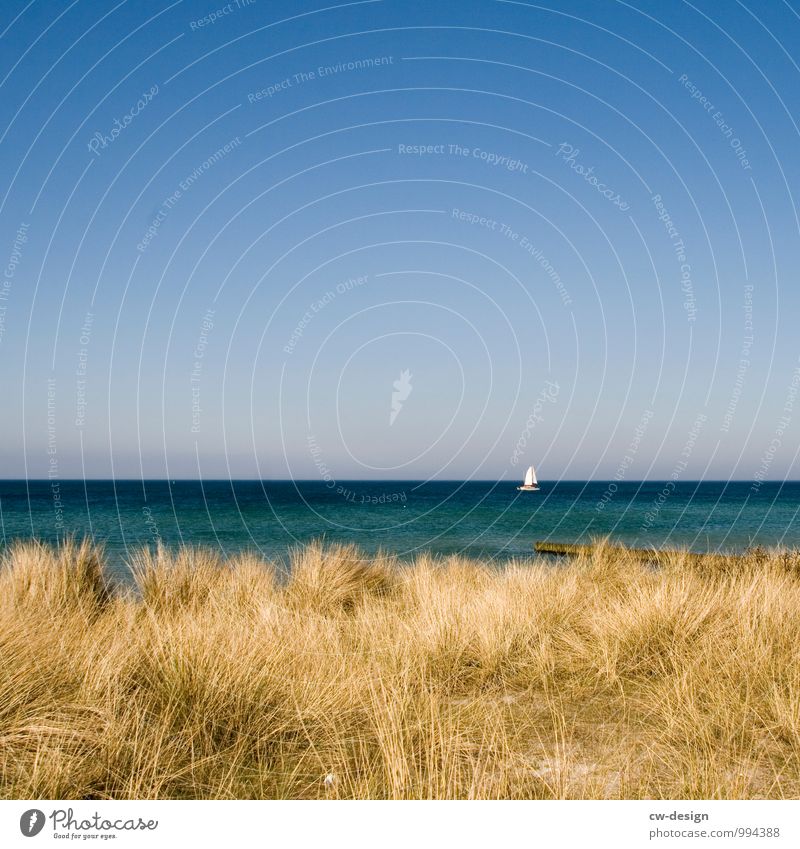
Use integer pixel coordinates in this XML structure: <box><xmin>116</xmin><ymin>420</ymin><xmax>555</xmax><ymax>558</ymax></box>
<box><xmin>1</xmin><ymin>0</ymin><xmax>799</xmax><ymax>481</ymax></box>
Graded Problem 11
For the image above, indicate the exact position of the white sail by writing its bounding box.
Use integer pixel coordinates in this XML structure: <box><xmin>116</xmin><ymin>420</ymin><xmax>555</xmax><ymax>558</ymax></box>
<box><xmin>524</xmin><ymin>465</ymin><xmax>537</xmax><ymax>487</ymax></box>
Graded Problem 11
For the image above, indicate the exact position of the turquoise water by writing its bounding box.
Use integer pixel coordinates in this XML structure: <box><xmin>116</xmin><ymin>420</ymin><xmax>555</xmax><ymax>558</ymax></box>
<box><xmin>1</xmin><ymin>480</ymin><xmax>798</xmax><ymax>579</ymax></box>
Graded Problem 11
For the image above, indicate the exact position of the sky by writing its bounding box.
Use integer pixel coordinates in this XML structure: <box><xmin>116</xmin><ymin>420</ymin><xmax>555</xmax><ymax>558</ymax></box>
<box><xmin>1</xmin><ymin>0</ymin><xmax>799</xmax><ymax>482</ymax></box>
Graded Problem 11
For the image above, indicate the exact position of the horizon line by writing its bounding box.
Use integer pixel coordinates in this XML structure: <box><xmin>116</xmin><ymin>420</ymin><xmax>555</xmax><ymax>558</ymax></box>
<box><xmin>2</xmin><ymin>478</ymin><xmax>798</xmax><ymax>484</ymax></box>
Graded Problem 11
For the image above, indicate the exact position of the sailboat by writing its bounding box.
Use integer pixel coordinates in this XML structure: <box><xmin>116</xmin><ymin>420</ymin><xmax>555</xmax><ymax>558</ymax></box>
<box><xmin>517</xmin><ymin>465</ymin><xmax>540</xmax><ymax>492</ymax></box>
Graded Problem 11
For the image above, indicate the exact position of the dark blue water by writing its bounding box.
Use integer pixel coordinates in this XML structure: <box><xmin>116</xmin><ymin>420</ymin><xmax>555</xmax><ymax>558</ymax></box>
<box><xmin>1</xmin><ymin>480</ymin><xmax>798</xmax><ymax>577</ymax></box>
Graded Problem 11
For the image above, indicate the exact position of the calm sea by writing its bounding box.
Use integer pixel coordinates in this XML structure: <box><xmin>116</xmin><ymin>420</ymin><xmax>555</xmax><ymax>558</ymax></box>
<box><xmin>1</xmin><ymin>480</ymin><xmax>798</xmax><ymax>578</ymax></box>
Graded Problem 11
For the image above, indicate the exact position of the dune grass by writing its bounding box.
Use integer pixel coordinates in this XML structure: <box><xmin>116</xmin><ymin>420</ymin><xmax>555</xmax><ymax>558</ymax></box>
<box><xmin>0</xmin><ymin>538</ymin><xmax>799</xmax><ymax>799</ymax></box>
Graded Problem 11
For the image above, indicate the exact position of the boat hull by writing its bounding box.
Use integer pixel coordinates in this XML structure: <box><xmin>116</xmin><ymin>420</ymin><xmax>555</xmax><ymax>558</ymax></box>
<box><xmin>516</xmin><ymin>485</ymin><xmax>540</xmax><ymax>491</ymax></box>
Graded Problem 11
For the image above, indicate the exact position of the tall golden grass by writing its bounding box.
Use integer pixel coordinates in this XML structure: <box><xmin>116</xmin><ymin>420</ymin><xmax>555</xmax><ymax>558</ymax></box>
<box><xmin>1</xmin><ymin>538</ymin><xmax>799</xmax><ymax>799</ymax></box>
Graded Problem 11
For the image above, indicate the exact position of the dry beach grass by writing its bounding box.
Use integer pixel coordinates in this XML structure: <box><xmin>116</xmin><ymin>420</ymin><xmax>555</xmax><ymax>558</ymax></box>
<box><xmin>1</xmin><ymin>538</ymin><xmax>799</xmax><ymax>799</ymax></box>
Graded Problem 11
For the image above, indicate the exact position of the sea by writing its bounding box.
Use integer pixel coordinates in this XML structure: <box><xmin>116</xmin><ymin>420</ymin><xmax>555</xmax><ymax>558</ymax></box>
<box><xmin>0</xmin><ymin>479</ymin><xmax>798</xmax><ymax>580</ymax></box>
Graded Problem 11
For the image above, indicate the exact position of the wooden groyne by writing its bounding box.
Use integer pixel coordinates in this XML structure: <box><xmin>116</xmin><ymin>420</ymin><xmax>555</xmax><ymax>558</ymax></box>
<box><xmin>533</xmin><ymin>541</ymin><xmax>734</xmax><ymax>566</ymax></box>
